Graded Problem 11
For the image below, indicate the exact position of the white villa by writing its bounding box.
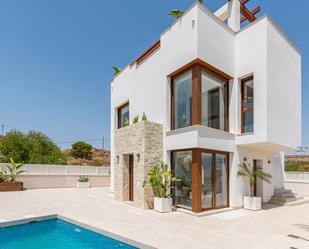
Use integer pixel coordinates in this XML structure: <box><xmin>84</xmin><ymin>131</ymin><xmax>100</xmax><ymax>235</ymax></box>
<box><xmin>110</xmin><ymin>0</ymin><xmax>301</xmax><ymax>213</ymax></box>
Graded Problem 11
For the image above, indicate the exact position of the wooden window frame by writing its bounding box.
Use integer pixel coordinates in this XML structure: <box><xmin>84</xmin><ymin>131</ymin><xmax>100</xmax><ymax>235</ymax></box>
<box><xmin>241</xmin><ymin>76</ymin><xmax>254</xmax><ymax>134</ymax></box>
<box><xmin>170</xmin><ymin>59</ymin><xmax>231</xmax><ymax>132</ymax></box>
<box><xmin>117</xmin><ymin>102</ymin><xmax>129</xmax><ymax>129</ymax></box>
<box><xmin>171</xmin><ymin>148</ymin><xmax>229</xmax><ymax>213</ymax></box>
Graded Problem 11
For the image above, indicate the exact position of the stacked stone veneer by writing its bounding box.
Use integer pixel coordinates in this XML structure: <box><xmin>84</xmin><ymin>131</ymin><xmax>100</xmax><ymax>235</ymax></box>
<box><xmin>114</xmin><ymin>122</ymin><xmax>163</xmax><ymax>209</ymax></box>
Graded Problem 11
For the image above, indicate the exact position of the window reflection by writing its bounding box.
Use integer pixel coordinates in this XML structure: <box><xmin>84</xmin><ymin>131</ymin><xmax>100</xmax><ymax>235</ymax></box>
<box><xmin>173</xmin><ymin>70</ymin><xmax>192</xmax><ymax>129</ymax></box>
<box><xmin>241</xmin><ymin>78</ymin><xmax>254</xmax><ymax>133</ymax></box>
<box><xmin>173</xmin><ymin>151</ymin><xmax>192</xmax><ymax>209</ymax></box>
<box><xmin>201</xmin><ymin>70</ymin><xmax>228</xmax><ymax>130</ymax></box>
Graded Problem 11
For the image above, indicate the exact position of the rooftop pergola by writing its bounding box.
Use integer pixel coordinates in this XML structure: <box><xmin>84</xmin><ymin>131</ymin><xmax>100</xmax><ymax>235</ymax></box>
<box><xmin>238</xmin><ymin>0</ymin><xmax>261</xmax><ymax>23</ymax></box>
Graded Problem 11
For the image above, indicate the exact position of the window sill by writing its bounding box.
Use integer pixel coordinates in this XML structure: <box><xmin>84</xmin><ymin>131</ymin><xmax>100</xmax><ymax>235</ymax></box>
<box><xmin>167</xmin><ymin>125</ymin><xmax>235</xmax><ymax>137</ymax></box>
<box><xmin>237</xmin><ymin>132</ymin><xmax>254</xmax><ymax>136</ymax></box>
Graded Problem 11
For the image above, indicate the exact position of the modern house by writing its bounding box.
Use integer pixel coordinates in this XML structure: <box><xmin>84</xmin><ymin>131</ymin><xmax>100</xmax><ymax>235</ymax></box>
<box><xmin>110</xmin><ymin>0</ymin><xmax>301</xmax><ymax>213</ymax></box>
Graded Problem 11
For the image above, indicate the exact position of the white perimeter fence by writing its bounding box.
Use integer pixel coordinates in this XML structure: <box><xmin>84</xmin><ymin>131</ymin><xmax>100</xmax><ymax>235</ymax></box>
<box><xmin>0</xmin><ymin>164</ymin><xmax>110</xmax><ymax>189</ymax></box>
<box><xmin>285</xmin><ymin>172</ymin><xmax>309</xmax><ymax>196</ymax></box>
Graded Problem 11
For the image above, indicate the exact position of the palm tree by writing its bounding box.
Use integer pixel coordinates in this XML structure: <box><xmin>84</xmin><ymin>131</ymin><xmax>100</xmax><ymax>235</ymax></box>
<box><xmin>237</xmin><ymin>162</ymin><xmax>272</xmax><ymax>197</ymax></box>
<box><xmin>167</xmin><ymin>10</ymin><xmax>184</xmax><ymax>19</ymax></box>
<box><xmin>112</xmin><ymin>66</ymin><xmax>122</xmax><ymax>76</ymax></box>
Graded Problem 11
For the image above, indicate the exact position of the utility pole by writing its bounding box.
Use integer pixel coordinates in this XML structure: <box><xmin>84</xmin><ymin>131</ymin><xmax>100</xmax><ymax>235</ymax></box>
<box><xmin>102</xmin><ymin>137</ymin><xmax>105</xmax><ymax>151</ymax></box>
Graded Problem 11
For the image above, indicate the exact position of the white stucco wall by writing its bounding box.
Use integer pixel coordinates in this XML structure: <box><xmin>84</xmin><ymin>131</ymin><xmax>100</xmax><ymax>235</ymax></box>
<box><xmin>235</xmin><ymin>18</ymin><xmax>268</xmax><ymax>144</ymax></box>
<box><xmin>266</xmin><ymin>19</ymin><xmax>301</xmax><ymax>150</ymax></box>
<box><xmin>197</xmin><ymin>6</ymin><xmax>235</xmax><ymax>76</ymax></box>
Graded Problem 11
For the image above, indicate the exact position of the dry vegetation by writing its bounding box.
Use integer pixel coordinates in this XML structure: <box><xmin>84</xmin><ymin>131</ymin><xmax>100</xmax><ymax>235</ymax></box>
<box><xmin>63</xmin><ymin>148</ymin><xmax>110</xmax><ymax>166</ymax></box>
<box><xmin>285</xmin><ymin>155</ymin><xmax>309</xmax><ymax>172</ymax></box>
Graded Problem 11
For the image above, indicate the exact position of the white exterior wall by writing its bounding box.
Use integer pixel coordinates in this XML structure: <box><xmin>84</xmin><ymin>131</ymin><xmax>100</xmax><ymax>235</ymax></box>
<box><xmin>197</xmin><ymin>7</ymin><xmax>235</xmax><ymax>76</ymax></box>
<box><xmin>110</xmin><ymin>2</ymin><xmax>301</xmax><ymax>206</ymax></box>
<box><xmin>266</xmin><ymin>20</ymin><xmax>301</xmax><ymax>149</ymax></box>
<box><xmin>235</xmin><ymin>19</ymin><xmax>268</xmax><ymax>144</ymax></box>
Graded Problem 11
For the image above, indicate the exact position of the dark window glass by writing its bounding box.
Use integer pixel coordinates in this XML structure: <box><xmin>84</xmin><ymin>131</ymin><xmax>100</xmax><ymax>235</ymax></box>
<box><xmin>117</xmin><ymin>103</ymin><xmax>129</xmax><ymax>129</ymax></box>
<box><xmin>172</xmin><ymin>70</ymin><xmax>192</xmax><ymax>129</ymax></box>
<box><xmin>201</xmin><ymin>70</ymin><xmax>228</xmax><ymax>130</ymax></box>
<box><xmin>241</xmin><ymin>78</ymin><xmax>254</xmax><ymax>133</ymax></box>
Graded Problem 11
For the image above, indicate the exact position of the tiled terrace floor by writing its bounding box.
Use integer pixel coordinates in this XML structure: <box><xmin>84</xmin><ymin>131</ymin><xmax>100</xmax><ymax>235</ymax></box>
<box><xmin>1</xmin><ymin>187</ymin><xmax>309</xmax><ymax>249</ymax></box>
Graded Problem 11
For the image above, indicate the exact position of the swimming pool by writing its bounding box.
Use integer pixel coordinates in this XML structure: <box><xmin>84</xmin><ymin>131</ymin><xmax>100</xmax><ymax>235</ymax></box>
<box><xmin>0</xmin><ymin>218</ymin><xmax>137</xmax><ymax>249</ymax></box>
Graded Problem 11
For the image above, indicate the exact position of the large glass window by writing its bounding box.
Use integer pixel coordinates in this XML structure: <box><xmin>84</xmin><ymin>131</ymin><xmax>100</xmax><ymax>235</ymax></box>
<box><xmin>201</xmin><ymin>70</ymin><xmax>228</xmax><ymax>130</ymax></box>
<box><xmin>241</xmin><ymin>77</ymin><xmax>254</xmax><ymax>133</ymax></box>
<box><xmin>171</xmin><ymin>64</ymin><xmax>229</xmax><ymax>132</ymax></box>
<box><xmin>172</xmin><ymin>70</ymin><xmax>192</xmax><ymax>129</ymax></box>
<box><xmin>173</xmin><ymin>150</ymin><xmax>192</xmax><ymax>209</ymax></box>
<box><xmin>117</xmin><ymin>103</ymin><xmax>129</xmax><ymax>129</ymax></box>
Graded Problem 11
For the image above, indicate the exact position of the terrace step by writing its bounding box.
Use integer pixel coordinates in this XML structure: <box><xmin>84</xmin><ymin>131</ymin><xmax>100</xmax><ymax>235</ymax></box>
<box><xmin>269</xmin><ymin>198</ymin><xmax>309</xmax><ymax>207</ymax></box>
<box><xmin>270</xmin><ymin>196</ymin><xmax>302</xmax><ymax>203</ymax></box>
<box><xmin>274</xmin><ymin>188</ymin><xmax>294</xmax><ymax>195</ymax></box>
<box><xmin>270</xmin><ymin>188</ymin><xmax>309</xmax><ymax>207</ymax></box>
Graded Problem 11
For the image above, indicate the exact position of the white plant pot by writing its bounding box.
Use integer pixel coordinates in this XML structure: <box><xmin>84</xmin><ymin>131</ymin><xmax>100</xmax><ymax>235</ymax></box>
<box><xmin>154</xmin><ymin>197</ymin><xmax>172</xmax><ymax>213</ymax></box>
<box><xmin>76</xmin><ymin>182</ymin><xmax>90</xmax><ymax>188</ymax></box>
<box><xmin>243</xmin><ymin>196</ymin><xmax>261</xmax><ymax>211</ymax></box>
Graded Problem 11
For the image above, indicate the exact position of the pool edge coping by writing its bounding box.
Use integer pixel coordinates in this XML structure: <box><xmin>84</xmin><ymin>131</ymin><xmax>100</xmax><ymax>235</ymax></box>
<box><xmin>0</xmin><ymin>214</ymin><xmax>156</xmax><ymax>249</ymax></box>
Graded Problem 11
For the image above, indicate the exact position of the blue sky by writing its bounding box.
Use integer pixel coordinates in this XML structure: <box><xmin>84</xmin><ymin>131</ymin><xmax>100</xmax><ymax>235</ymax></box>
<box><xmin>0</xmin><ymin>0</ymin><xmax>308</xmax><ymax>149</ymax></box>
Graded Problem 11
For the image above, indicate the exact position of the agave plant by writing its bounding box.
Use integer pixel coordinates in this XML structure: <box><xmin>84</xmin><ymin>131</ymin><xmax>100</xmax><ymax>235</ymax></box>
<box><xmin>142</xmin><ymin>112</ymin><xmax>147</xmax><ymax>123</ymax></box>
<box><xmin>143</xmin><ymin>162</ymin><xmax>179</xmax><ymax>198</ymax></box>
<box><xmin>133</xmin><ymin>115</ymin><xmax>139</xmax><ymax>124</ymax></box>
<box><xmin>4</xmin><ymin>158</ymin><xmax>25</xmax><ymax>183</ymax></box>
<box><xmin>112</xmin><ymin>66</ymin><xmax>122</xmax><ymax>76</ymax></box>
<box><xmin>237</xmin><ymin>162</ymin><xmax>272</xmax><ymax>197</ymax></box>
<box><xmin>0</xmin><ymin>166</ymin><xmax>7</xmax><ymax>183</ymax></box>
<box><xmin>167</xmin><ymin>10</ymin><xmax>184</xmax><ymax>19</ymax></box>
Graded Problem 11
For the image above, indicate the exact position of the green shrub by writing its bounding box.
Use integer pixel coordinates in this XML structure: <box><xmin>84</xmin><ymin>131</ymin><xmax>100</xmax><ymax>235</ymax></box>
<box><xmin>0</xmin><ymin>130</ymin><xmax>66</xmax><ymax>165</ymax></box>
<box><xmin>71</xmin><ymin>141</ymin><xmax>93</xmax><ymax>160</ymax></box>
<box><xmin>0</xmin><ymin>130</ymin><xmax>30</xmax><ymax>163</ymax></box>
<box><xmin>133</xmin><ymin>115</ymin><xmax>139</xmax><ymax>124</ymax></box>
<box><xmin>142</xmin><ymin>112</ymin><xmax>147</xmax><ymax>123</ymax></box>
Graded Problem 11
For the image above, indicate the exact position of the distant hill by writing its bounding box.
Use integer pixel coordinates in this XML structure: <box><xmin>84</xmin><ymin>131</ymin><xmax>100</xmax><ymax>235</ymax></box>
<box><xmin>63</xmin><ymin>148</ymin><xmax>110</xmax><ymax>166</ymax></box>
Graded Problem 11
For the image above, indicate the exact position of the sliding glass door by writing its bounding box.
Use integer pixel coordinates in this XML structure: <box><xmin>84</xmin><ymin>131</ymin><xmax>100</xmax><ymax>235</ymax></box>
<box><xmin>172</xmin><ymin>149</ymin><xmax>229</xmax><ymax>212</ymax></box>
<box><xmin>201</xmin><ymin>151</ymin><xmax>228</xmax><ymax>210</ymax></box>
<box><xmin>172</xmin><ymin>150</ymin><xmax>193</xmax><ymax>210</ymax></box>
<box><xmin>215</xmin><ymin>154</ymin><xmax>228</xmax><ymax>207</ymax></box>
<box><xmin>201</xmin><ymin>153</ymin><xmax>213</xmax><ymax>209</ymax></box>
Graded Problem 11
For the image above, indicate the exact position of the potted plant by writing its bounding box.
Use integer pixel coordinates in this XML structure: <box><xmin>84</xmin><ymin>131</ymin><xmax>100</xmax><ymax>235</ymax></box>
<box><xmin>0</xmin><ymin>158</ymin><xmax>25</xmax><ymax>191</ymax></box>
<box><xmin>237</xmin><ymin>162</ymin><xmax>272</xmax><ymax>211</ymax></box>
<box><xmin>77</xmin><ymin>176</ymin><xmax>90</xmax><ymax>188</ymax></box>
<box><xmin>143</xmin><ymin>162</ymin><xmax>178</xmax><ymax>213</ymax></box>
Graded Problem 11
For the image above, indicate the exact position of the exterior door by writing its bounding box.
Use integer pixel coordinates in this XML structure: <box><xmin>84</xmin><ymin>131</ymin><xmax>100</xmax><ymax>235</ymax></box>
<box><xmin>253</xmin><ymin>160</ymin><xmax>263</xmax><ymax>198</ymax></box>
<box><xmin>129</xmin><ymin>155</ymin><xmax>134</xmax><ymax>201</ymax></box>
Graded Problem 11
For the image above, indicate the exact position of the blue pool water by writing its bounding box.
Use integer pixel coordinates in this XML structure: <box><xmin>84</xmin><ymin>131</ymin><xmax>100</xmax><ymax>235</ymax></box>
<box><xmin>0</xmin><ymin>219</ymin><xmax>137</xmax><ymax>249</ymax></box>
